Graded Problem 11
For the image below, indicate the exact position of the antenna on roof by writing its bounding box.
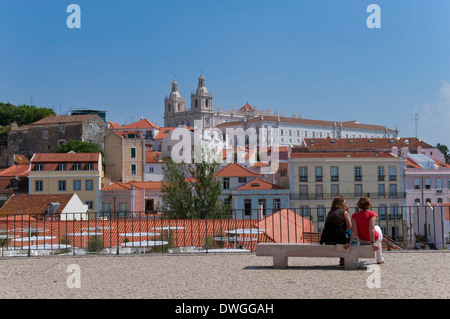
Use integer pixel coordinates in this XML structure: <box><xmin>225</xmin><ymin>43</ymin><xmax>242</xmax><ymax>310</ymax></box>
<box><xmin>415</xmin><ymin>113</ymin><xmax>419</xmax><ymax>138</ymax></box>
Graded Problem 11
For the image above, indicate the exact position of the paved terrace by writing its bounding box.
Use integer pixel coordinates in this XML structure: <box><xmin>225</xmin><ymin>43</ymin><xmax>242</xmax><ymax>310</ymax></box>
<box><xmin>0</xmin><ymin>251</ymin><xmax>448</xmax><ymax>299</ymax></box>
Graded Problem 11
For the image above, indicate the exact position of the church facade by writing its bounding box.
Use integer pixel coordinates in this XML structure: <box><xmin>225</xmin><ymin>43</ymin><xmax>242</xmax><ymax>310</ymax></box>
<box><xmin>163</xmin><ymin>73</ymin><xmax>399</xmax><ymax>146</ymax></box>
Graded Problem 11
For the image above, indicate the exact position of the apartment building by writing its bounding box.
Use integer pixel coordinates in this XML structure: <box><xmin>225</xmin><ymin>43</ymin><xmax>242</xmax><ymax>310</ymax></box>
<box><xmin>289</xmin><ymin>151</ymin><xmax>406</xmax><ymax>238</ymax></box>
<box><xmin>28</xmin><ymin>153</ymin><xmax>103</xmax><ymax>217</ymax></box>
<box><xmin>104</xmin><ymin>130</ymin><xmax>146</xmax><ymax>182</ymax></box>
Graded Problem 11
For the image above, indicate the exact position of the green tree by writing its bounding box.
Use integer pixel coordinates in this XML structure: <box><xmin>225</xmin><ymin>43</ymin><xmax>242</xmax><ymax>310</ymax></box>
<box><xmin>436</xmin><ymin>143</ymin><xmax>449</xmax><ymax>158</ymax></box>
<box><xmin>55</xmin><ymin>140</ymin><xmax>104</xmax><ymax>156</ymax></box>
<box><xmin>0</xmin><ymin>102</ymin><xmax>55</xmax><ymax>126</ymax></box>
<box><xmin>160</xmin><ymin>156</ymin><xmax>228</xmax><ymax>219</ymax></box>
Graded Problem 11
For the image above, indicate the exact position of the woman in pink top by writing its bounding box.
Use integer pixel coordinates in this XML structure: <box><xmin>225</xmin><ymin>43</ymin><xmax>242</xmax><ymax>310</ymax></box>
<box><xmin>345</xmin><ymin>196</ymin><xmax>384</xmax><ymax>264</ymax></box>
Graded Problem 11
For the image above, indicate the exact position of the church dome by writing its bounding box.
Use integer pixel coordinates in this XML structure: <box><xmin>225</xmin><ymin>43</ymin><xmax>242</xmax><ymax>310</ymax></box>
<box><xmin>196</xmin><ymin>86</ymin><xmax>208</xmax><ymax>95</ymax></box>
<box><xmin>170</xmin><ymin>90</ymin><xmax>181</xmax><ymax>99</ymax></box>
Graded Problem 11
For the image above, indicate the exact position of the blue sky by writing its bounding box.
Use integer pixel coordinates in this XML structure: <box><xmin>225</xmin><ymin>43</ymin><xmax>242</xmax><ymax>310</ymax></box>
<box><xmin>1</xmin><ymin>0</ymin><xmax>450</xmax><ymax>147</ymax></box>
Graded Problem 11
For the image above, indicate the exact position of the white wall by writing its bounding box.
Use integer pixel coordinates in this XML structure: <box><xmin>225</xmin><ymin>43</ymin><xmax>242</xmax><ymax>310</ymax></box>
<box><xmin>60</xmin><ymin>194</ymin><xmax>89</xmax><ymax>221</ymax></box>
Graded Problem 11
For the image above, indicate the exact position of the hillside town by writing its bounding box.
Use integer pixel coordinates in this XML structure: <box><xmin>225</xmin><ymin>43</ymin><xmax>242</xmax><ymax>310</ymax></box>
<box><xmin>0</xmin><ymin>73</ymin><xmax>449</xmax><ymax>252</ymax></box>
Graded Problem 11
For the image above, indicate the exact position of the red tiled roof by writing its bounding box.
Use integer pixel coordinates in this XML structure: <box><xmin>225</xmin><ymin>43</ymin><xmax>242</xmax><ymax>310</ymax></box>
<box><xmin>0</xmin><ymin>164</ymin><xmax>29</xmax><ymax>177</ymax></box>
<box><xmin>120</xmin><ymin>119</ymin><xmax>160</xmax><ymax>130</ymax></box>
<box><xmin>238</xmin><ymin>103</ymin><xmax>256</xmax><ymax>112</ymax></box>
<box><xmin>102</xmin><ymin>181</ymin><xmax>163</xmax><ymax>191</ymax></box>
<box><xmin>214</xmin><ymin>163</ymin><xmax>262</xmax><ymax>177</ymax></box>
<box><xmin>31</xmin><ymin>114</ymin><xmax>99</xmax><ymax>125</ymax></box>
<box><xmin>107</xmin><ymin>121</ymin><xmax>122</xmax><ymax>129</ymax></box>
<box><xmin>155</xmin><ymin>127</ymin><xmax>194</xmax><ymax>140</ymax></box>
<box><xmin>290</xmin><ymin>152</ymin><xmax>396</xmax><ymax>158</ymax></box>
<box><xmin>236</xmin><ymin>178</ymin><xmax>286</xmax><ymax>191</ymax></box>
<box><xmin>299</xmin><ymin>137</ymin><xmax>434</xmax><ymax>151</ymax></box>
<box><xmin>0</xmin><ymin>194</ymin><xmax>74</xmax><ymax>216</ymax></box>
<box><xmin>31</xmin><ymin>153</ymin><xmax>100</xmax><ymax>163</ymax></box>
<box><xmin>146</xmin><ymin>150</ymin><xmax>163</xmax><ymax>163</ymax></box>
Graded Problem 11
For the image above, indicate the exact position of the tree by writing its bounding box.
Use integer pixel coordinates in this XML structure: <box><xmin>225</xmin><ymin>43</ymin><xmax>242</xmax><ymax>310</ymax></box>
<box><xmin>436</xmin><ymin>143</ymin><xmax>449</xmax><ymax>158</ymax></box>
<box><xmin>55</xmin><ymin>140</ymin><xmax>104</xmax><ymax>156</ymax></box>
<box><xmin>0</xmin><ymin>102</ymin><xmax>55</xmax><ymax>127</ymax></box>
<box><xmin>159</xmin><ymin>157</ymin><xmax>229</xmax><ymax>219</ymax></box>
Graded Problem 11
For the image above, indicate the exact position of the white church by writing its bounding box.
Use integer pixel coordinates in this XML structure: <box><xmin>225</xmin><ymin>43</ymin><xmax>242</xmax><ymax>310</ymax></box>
<box><xmin>163</xmin><ymin>73</ymin><xmax>399</xmax><ymax>147</ymax></box>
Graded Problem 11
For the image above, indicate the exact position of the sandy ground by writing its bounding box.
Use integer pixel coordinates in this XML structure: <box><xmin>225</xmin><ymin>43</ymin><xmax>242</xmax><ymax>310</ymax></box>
<box><xmin>0</xmin><ymin>251</ymin><xmax>449</xmax><ymax>299</ymax></box>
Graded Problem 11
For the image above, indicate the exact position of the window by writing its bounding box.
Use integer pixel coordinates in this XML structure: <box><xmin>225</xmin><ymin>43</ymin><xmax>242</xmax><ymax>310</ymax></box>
<box><xmin>244</xmin><ymin>199</ymin><xmax>252</xmax><ymax>216</ymax></box>
<box><xmin>85</xmin><ymin>179</ymin><xmax>94</xmax><ymax>191</ymax></box>
<box><xmin>58</xmin><ymin>163</ymin><xmax>67</xmax><ymax>171</ymax></box>
<box><xmin>73</xmin><ymin>180</ymin><xmax>81</xmax><ymax>191</ymax></box>
<box><xmin>354</xmin><ymin>166</ymin><xmax>362</xmax><ymax>181</ymax></box>
<box><xmin>331</xmin><ymin>184</ymin><xmax>339</xmax><ymax>197</ymax></box>
<box><xmin>258</xmin><ymin>199</ymin><xmax>266</xmax><ymax>216</ymax></box>
<box><xmin>149</xmin><ymin>167</ymin><xmax>154</xmax><ymax>173</ymax></box>
<box><xmin>299</xmin><ymin>185</ymin><xmax>308</xmax><ymax>200</ymax></box>
<box><xmin>102</xmin><ymin>202</ymin><xmax>112</xmax><ymax>213</ymax></box>
<box><xmin>315</xmin><ymin>184</ymin><xmax>323</xmax><ymax>199</ymax></box>
<box><xmin>89</xmin><ymin>123</ymin><xmax>93</xmax><ymax>131</ymax></box>
<box><xmin>437</xmin><ymin>198</ymin><xmax>443</xmax><ymax>203</ymax></box>
<box><xmin>378</xmin><ymin>166</ymin><xmax>385</xmax><ymax>181</ymax></box>
<box><xmin>437</xmin><ymin>178</ymin><xmax>443</xmax><ymax>193</ymax></box>
<box><xmin>317</xmin><ymin>206</ymin><xmax>326</xmax><ymax>222</ymax></box>
<box><xmin>42</xmin><ymin>130</ymin><xmax>48</xmax><ymax>139</ymax></box>
<box><xmin>59</xmin><ymin>124</ymin><xmax>65</xmax><ymax>132</ymax></box>
<box><xmin>118</xmin><ymin>202</ymin><xmax>127</xmax><ymax>214</ymax></box>
<box><xmin>238</xmin><ymin>177</ymin><xmax>247</xmax><ymax>183</ymax></box>
<box><xmin>299</xmin><ymin>166</ymin><xmax>308</xmax><ymax>182</ymax></box>
<box><xmin>331</xmin><ymin>166</ymin><xmax>339</xmax><ymax>181</ymax></box>
<box><xmin>355</xmin><ymin>184</ymin><xmax>363</xmax><ymax>197</ymax></box>
<box><xmin>273</xmin><ymin>199</ymin><xmax>281</xmax><ymax>211</ymax></box>
<box><xmin>426</xmin><ymin>198</ymin><xmax>431</xmax><ymax>204</ymax></box>
<box><xmin>131</xmin><ymin>147</ymin><xmax>136</xmax><ymax>159</ymax></box>
<box><xmin>315</xmin><ymin>166</ymin><xmax>323</xmax><ymax>182</ymax></box>
<box><xmin>389</xmin><ymin>184</ymin><xmax>397</xmax><ymax>198</ymax></box>
<box><xmin>389</xmin><ymin>166</ymin><xmax>397</xmax><ymax>181</ymax></box>
<box><xmin>73</xmin><ymin>163</ymin><xmax>82</xmax><ymax>171</ymax></box>
<box><xmin>85</xmin><ymin>201</ymin><xmax>94</xmax><ymax>210</ymax></box>
<box><xmin>390</xmin><ymin>205</ymin><xmax>399</xmax><ymax>219</ymax></box>
<box><xmin>35</xmin><ymin>163</ymin><xmax>44</xmax><ymax>171</ymax></box>
<box><xmin>86</xmin><ymin>163</ymin><xmax>94</xmax><ymax>171</ymax></box>
<box><xmin>131</xmin><ymin>164</ymin><xmax>136</xmax><ymax>176</ymax></box>
<box><xmin>378</xmin><ymin>184</ymin><xmax>385</xmax><ymax>198</ymax></box>
<box><xmin>300</xmin><ymin>206</ymin><xmax>310</xmax><ymax>218</ymax></box>
<box><xmin>35</xmin><ymin>180</ymin><xmax>43</xmax><ymax>192</ymax></box>
<box><xmin>415</xmin><ymin>198</ymin><xmax>420</xmax><ymax>205</ymax></box>
<box><xmin>58</xmin><ymin>180</ymin><xmax>66</xmax><ymax>191</ymax></box>
<box><xmin>223</xmin><ymin>178</ymin><xmax>230</xmax><ymax>190</ymax></box>
<box><xmin>414</xmin><ymin>178</ymin><xmax>420</xmax><ymax>190</ymax></box>
<box><xmin>379</xmin><ymin>205</ymin><xmax>387</xmax><ymax>220</ymax></box>
<box><xmin>425</xmin><ymin>178</ymin><xmax>431</xmax><ymax>190</ymax></box>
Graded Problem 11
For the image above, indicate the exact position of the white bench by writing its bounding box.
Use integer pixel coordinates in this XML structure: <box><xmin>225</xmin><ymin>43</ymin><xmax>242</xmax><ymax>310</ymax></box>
<box><xmin>256</xmin><ymin>243</ymin><xmax>375</xmax><ymax>270</ymax></box>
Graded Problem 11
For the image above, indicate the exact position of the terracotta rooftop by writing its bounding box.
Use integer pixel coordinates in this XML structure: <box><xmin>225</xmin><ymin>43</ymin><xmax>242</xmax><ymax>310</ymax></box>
<box><xmin>146</xmin><ymin>150</ymin><xmax>163</xmax><ymax>163</ymax></box>
<box><xmin>214</xmin><ymin>163</ymin><xmax>262</xmax><ymax>178</ymax></box>
<box><xmin>31</xmin><ymin>153</ymin><xmax>100</xmax><ymax>163</ymax></box>
<box><xmin>107</xmin><ymin>121</ymin><xmax>122</xmax><ymax>129</ymax></box>
<box><xmin>31</xmin><ymin>114</ymin><xmax>99</xmax><ymax>125</ymax></box>
<box><xmin>298</xmin><ymin>137</ymin><xmax>434</xmax><ymax>152</ymax></box>
<box><xmin>236</xmin><ymin>178</ymin><xmax>286</xmax><ymax>191</ymax></box>
<box><xmin>0</xmin><ymin>164</ymin><xmax>29</xmax><ymax>177</ymax></box>
<box><xmin>120</xmin><ymin>118</ymin><xmax>160</xmax><ymax>130</ymax></box>
<box><xmin>154</xmin><ymin>126</ymin><xmax>194</xmax><ymax>140</ymax></box>
<box><xmin>238</xmin><ymin>103</ymin><xmax>257</xmax><ymax>113</ymax></box>
<box><xmin>0</xmin><ymin>194</ymin><xmax>74</xmax><ymax>216</ymax></box>
<box><xmin>102</xmin><ymin>181</ymin><xmax>163</xmax><ymax>191</ymax></box>
<box><xmin>216</xmin><ymin>116</ymin><xmax>396</xmax><ymax>132</ymax></box>
<box><xmin>290</xmin><ymin>151</ymin><xmax>396</xmax><ymax>159</ymax></box>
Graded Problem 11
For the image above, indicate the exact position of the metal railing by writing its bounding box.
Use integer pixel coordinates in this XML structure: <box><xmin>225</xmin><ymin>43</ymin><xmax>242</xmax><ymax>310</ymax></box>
<box><xmin>0</xmin><ymin>206</ymin><xmax>447</xmax><ymax>257</ymax></box>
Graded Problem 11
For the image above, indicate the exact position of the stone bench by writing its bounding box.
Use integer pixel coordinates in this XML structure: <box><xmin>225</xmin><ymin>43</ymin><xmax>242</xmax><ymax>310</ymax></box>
<box><xmin>256</xmin><ymin>243</ymin><xmax>375</xmax><ymax>270</ymax></box>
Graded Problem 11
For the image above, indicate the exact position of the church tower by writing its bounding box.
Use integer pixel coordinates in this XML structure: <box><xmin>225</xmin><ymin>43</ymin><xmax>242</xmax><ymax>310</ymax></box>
<box><xmin>190</xmin><ymin>72</ymin><xmax>214</xmax><ymax>128</ymax></box>
<box><xmin>164</xmin><ymin>77</ymin><xmax>186</xmax><ymax>127</ymax></box>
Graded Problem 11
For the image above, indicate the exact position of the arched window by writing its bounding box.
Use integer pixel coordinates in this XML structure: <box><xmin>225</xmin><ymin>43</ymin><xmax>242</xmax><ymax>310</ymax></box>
<box><xmin>437</xmin><ymin>198</ymin><xmax>443</xmax><ymax>203</ymax></box>
<box><xmin>425</xmin><ymin>198</ymin><xmax>431</xmax><ymax>204</ymax></box>
<box><xmin>415</xmin><ymin>198</ymin><xmax>420</xmax><ymax>205</ymax></box>
<box><xmin>168</xmin><ymin>103</ymin><xmax>171</xmax><ymax>112</ymax></box>
<box><xmin>205</xmin><ymin>99</ymin><xmax>209</xmax><ymax>108</ymax></box>
<box><xmin>195</xmin><ymin>100</ymin><xmax>198</xmax><ymax>108</ymax></box>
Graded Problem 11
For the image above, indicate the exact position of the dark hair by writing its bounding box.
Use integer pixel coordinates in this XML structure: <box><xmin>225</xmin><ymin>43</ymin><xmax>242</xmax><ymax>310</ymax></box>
<box><xmin>331</xmin><ymin>195</ymin><xmax>346</xmax><ymax>211</ymax></box>
<box><xmin>356</xmin><ymin>196</ymin><xmax>372</xmax><ymax>210</ymax></box>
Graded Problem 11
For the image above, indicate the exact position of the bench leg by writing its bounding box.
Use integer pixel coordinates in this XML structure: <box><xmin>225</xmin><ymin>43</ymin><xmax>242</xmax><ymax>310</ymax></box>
<box><xmin>273</xmin><ymin>256</ymin><xmax>288</xmax><ymax>269</ymax></box>
<box><xmin>344</xmin><ymin>257</ymin><xmax>359</xmax><ymax>270</ymax></box>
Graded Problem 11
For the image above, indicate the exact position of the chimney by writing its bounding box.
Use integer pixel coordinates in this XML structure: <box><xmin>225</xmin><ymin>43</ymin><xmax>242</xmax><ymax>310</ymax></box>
<box><xmin>391</xmin><ymin>146</ymin><xmax>399</xmax><ymax>156</ymax></box>
<box><xmin>400</xmin><ymin>147</ymin><xmax>409</xmax><ymax>158</ymax></box>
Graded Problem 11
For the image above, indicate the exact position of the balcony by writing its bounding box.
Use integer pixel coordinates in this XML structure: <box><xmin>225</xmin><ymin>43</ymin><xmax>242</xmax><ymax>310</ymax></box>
<box><xmin>290</xmin><ymin>192</ymin><xmax>407</xmax><ymax>201</ymax></box>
